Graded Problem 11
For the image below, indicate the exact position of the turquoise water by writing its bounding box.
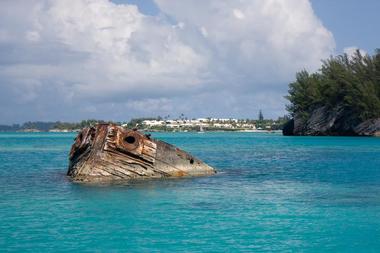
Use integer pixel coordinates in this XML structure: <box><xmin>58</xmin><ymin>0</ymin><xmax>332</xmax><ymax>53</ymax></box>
<box><xmin>1</xmin><ymin>132</ymin><xmax>380</xmax><ymax>252</ymax></box>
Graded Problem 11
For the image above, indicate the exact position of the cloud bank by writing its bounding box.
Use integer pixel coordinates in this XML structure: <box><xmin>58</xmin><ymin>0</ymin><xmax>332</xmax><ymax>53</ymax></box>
<box><xmin>0</xmin><ymin>0</ymin><xmax>335</xmax><ymax>123</ymax></box>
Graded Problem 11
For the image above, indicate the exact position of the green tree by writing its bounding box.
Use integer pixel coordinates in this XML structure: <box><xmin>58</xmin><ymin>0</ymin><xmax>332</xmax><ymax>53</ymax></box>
<box><xmin>286</xmin><ymin>49</ymin><xmax>380</xmax><ymax>122</ymax></box>
<box><xmin>258</xmin><ymin>110</ymin><xmax>264</xmax><ymax>121</ymax></box>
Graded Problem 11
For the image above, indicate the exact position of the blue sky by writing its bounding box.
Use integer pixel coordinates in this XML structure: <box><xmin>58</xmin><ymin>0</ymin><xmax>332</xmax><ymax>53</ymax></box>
<box><xmin>0</xmin><ymin>0</ymin><xmax>378</xmax><ymax>124</ymax></box>
<box><xmin>310</xmin><ymin>0</ymin><xmax>379</xmax><ymax>54</ymax></box>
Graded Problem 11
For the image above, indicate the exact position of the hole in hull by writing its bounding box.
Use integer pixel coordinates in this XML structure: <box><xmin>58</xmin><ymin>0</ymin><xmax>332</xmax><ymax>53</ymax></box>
<box><xmin>124</xmin><ymin>136</ymin><xmax>136</xmax><ymax>144</ymax></box>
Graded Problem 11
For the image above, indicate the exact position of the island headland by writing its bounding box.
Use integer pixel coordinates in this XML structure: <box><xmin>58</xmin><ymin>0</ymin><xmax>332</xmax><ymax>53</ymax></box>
<box><xmin>283</xmin><ymin>49</ymin><xmax>380</xmax><ymax>136</ymax></box>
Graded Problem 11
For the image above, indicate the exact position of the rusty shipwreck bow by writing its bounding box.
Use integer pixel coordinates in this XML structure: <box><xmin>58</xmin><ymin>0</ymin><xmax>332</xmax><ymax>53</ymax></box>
<box><xmin>68</xmin><ymin>124</ymin><xmax>216</xmax><ymax>182</ymax></box>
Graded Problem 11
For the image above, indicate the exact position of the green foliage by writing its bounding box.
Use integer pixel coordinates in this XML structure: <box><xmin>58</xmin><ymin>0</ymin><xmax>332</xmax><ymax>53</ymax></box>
<box><xmin>258</xmin><ymin>110</ymin><xmax>264</xmax><ymax>121</ymax></box>
<box><xmin>286</xmin><ymin>49</ymin><xmax>380</xmax><ymax>121</ymax></box>
<box><xmin>53</xmin><ymin>119</ymin><xmax>117</xmax><ymax>130</ymax></box>
<box><xmin>0</xmin><ymin>119</ymin><xmax>119</xmax><ymax>132</ymax></box>
<box><xmin>0</xmin><ymin>124</ymin><xmax>21</xmax><ymax>132</ymax></box>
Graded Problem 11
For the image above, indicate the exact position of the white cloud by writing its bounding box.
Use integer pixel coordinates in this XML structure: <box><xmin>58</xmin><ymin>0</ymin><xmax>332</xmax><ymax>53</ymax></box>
<box><xmin>200</xmin><ymin>26</ymin><xmax>208</xmax><ymax>38</ymax></box>
<box><xmin>343</xmin><ymin>46</ymin><xmax>367</xmax><ymax>59</ymax></box>
<box><xmin>0</xmin><ymin>0</ymin><xmax>335</xmax><ymax>123</ymax></box>
<box><xmin>233</xmin><ymin>9</ymin><xmax>245</xmax><ymax>19</ymax></box>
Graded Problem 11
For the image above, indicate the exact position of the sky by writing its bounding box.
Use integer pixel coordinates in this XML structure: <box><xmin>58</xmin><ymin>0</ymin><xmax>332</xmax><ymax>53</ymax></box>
<box><xmin>0</xmin><ymin>0</ymin><xmax>379</xmax><ymax>124</ymax></box>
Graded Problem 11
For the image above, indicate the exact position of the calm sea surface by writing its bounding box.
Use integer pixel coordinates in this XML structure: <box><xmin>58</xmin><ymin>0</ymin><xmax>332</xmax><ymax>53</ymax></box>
<box><xmin>1</xmin><ymin>132</ymin><xmax>380</xmax><ymax>252</ymax></box>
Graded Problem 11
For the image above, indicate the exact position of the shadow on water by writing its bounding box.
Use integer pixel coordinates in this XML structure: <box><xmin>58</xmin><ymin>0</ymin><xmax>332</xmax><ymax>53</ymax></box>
<box><xmin>69</xmin><ymin>174</ymin><xmax>218</xmax><ymax>190</ymax></box>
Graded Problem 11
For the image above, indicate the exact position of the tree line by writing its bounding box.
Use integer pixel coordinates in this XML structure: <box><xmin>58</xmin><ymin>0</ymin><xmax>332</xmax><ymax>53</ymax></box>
<box><xmin>0</xmin><ymin>120</ymin><xmax>119</xmax><ymax>132</ymax></box>
<box><xmin>286</xmin><ymin>49</ymin><xmax>380</xmax><ymax>121</ymax></box>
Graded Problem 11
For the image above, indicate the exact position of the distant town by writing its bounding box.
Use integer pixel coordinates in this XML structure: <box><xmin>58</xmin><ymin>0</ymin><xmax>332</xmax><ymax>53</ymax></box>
<box><xmin>127</xmin><ymin>116</ymin><xmax>288</xmax><ymax>132</ymax></box>
<box><xmin>0</xmin><ymin>113</ymin><xmax>289</xmax><ymax>133</ymax></box>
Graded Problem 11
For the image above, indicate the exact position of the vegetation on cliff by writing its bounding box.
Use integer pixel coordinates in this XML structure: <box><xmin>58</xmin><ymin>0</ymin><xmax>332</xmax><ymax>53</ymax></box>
<box><xmin>286</xmin><ymin>49</ymin><xmax>380</xmax><ymax>122</ymax></box>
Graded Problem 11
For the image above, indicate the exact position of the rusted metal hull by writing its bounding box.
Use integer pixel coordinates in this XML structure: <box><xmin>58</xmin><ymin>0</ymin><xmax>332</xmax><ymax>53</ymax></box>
<box><xmin>67</xmin><ymin>124</ymin><xmax>216</xmax><ymax>182</ymax></box>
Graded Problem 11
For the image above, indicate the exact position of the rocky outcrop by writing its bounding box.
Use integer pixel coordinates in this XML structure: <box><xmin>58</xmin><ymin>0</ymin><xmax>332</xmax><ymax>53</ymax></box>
<box><xmin>283</xmin><ymin>105</ymin><xmax>380</xmax><ymax>136</ymax></box>
<box><xmin>354</xmin><ymin>119</ymin><xmax>380</xmax><ymax>136</ymax></box>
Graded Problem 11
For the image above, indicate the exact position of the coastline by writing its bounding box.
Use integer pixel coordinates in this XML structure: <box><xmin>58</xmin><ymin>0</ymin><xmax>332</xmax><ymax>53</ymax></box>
<box><xmin>0</xmin><ymin>129</ymin><xmax>283</xmax><ymax>134</ymax></box>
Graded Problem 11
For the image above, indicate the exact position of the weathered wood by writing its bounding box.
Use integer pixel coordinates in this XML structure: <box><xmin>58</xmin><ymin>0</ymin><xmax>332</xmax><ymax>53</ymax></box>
<box><xmin>67</xmin><ymin>124</ymin><xmax>216</xmax><ymax>182</ymax></box>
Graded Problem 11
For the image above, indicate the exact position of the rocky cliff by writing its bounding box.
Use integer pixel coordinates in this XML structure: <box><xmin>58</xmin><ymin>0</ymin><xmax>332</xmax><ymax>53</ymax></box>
<box><xmin>283</xmin><ymin>105</ymin><xmax>380</xmax><ymax>136</ymax></box>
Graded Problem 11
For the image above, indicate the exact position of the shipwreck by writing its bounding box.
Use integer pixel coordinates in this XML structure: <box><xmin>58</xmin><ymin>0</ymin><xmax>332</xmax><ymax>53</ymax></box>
<box><xmin>67</xmin><ymin>124</ymin><xmax>216</xmax><ymax>182</ymax></box>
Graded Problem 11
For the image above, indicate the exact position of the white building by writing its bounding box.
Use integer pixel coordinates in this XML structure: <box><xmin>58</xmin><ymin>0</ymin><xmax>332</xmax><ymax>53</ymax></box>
<box><xmin>142</xmin><ymin>120</ymin><xmax>165</xmax><ymax>127</ymax></box>
<box><xmin>138</xmin><ymin>117</ymin><xmax>257</xmax><ymax>130</ymax></box>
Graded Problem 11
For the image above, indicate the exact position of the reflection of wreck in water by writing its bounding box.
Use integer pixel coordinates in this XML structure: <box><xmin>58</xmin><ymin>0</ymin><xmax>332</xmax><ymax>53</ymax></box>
<box><xmin>68</xmin><ymin>124</ymin><xmax>216</xmax><ymax>182</ymax></box>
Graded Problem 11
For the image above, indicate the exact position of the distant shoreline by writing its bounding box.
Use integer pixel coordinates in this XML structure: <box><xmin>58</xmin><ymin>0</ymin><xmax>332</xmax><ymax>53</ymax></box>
<box><xmin>0</xmin><ymin>129</ymin><xmax>282</xmax><ymax>134</ymax></box>
<box><xmin>0</xmin><ymin>117</ymin><xmax>288</xmax><ymax>133</ymax></box>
